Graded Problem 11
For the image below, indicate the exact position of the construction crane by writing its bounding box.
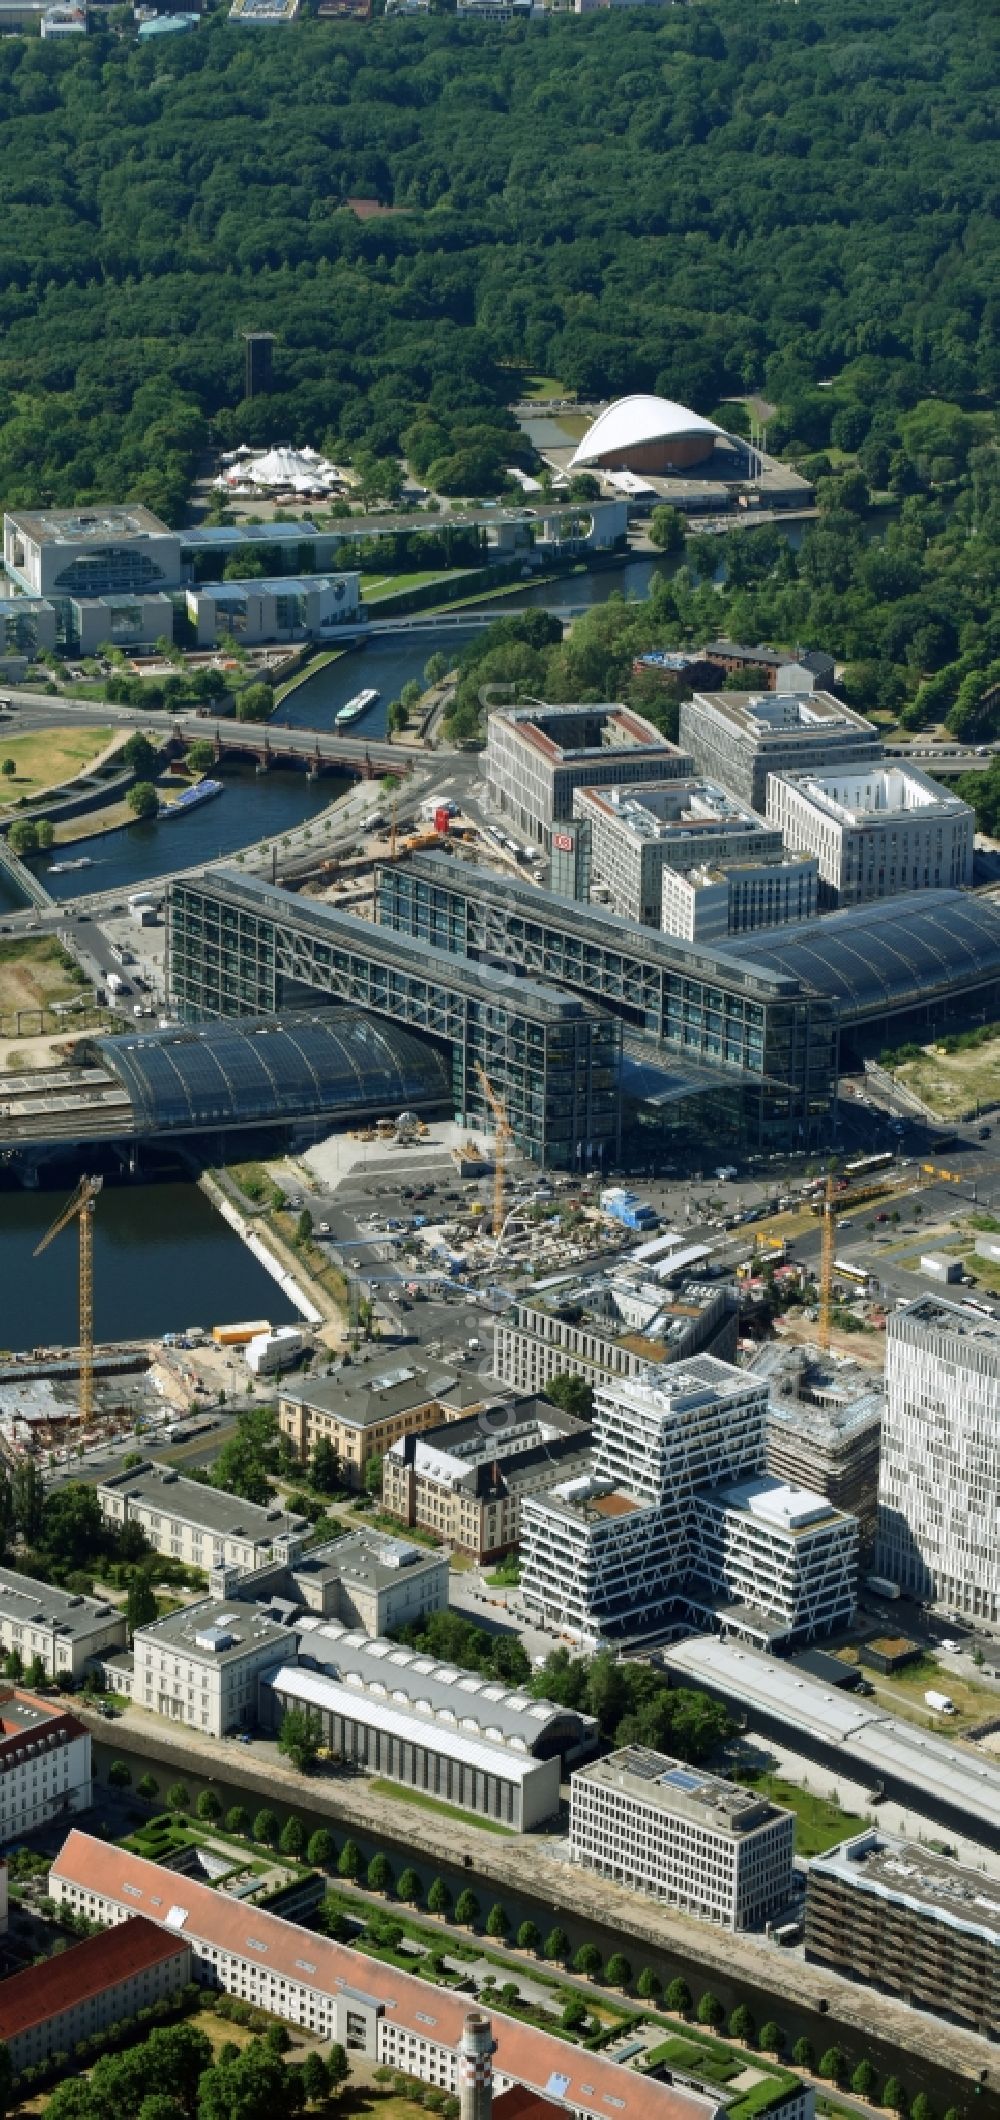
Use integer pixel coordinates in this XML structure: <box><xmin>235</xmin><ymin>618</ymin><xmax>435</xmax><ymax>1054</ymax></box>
<box><xmin>34</xmin><ymin>1175</ymin><xmax>104</xmax><ymax>1422</ymax></box>
<box><xmin>816</xmin><ymin>1167</ymin><xmax>920</xmax><ymax>1352</ymax></box>
<box><xmin>475</xmin><ymin>1064</ymin><xmax>512</xmax><ymax>1241</ymax></box>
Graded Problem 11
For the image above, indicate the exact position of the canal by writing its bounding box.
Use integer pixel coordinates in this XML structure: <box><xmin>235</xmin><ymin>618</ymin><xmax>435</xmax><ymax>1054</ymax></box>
<box><xmin>0</xmin><ymin>1180</ymin><xmax>296</xmax><ymax>1348</ymax></box>
<box><xmin>88</xmin><ymin>1735</ymin><xmax>974</xmax><ymax>2112</ymax></box>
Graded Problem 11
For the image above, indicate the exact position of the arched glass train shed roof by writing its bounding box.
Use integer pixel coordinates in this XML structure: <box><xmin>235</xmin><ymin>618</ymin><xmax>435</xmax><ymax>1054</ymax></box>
<box><xmin>723</xmin><ymin>890</ymin><xmax>1000</xmax><ymax>1024</ymax></box>
<box><xmin>80</xmin><ymin>1010</ymin><xmax>451</xmax><ymax>1136</ymax></box>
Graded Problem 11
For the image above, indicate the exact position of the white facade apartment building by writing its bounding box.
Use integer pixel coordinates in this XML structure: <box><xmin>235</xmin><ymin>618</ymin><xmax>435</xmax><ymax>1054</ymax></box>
<box><xmin>660</xmin><ymin>853</ymin><xmax>818</xmax><ymax>944</ymax></box>
<box><xmin>692</xmin><ymin>1477</ymin><xmax>859</xmax><ymax>1643</ymax></box>
<box><xmin>0</xmin><ymin>1690</ymin><xmax>91</xmax><ymax>1843</ymax></box>
<box><xmin>520</xmin><ymin>1357</ymin><xmax>769</xmax><ymax>1645</ymax></box>
<box><xmin>97</xmin><ymin>1460</ymin><xmax>308</xmax><ymax>1573</ymax></box>
<box><xmin>880</xmin><ymin>1296</ymin><xmax>1000</xmax><ymax>1618</ymax></box>
<box><xmin>0</xmin><ymin>1566</ymin><xmax>125</xmax><ymax>1680</ymax></box>
<box><xmin>766</xmin><ymin>764</ymin><xmax>974</xmax><ymax>907</ymax></box>
<box><xmin>50</xmin><ymin>1831</ymin><xmax>712</xmax><ymax>2120</ymax></box>
<box><xmin>570</xmin><ymin>1746</ymin><xmax>795</xmax><ymax>1930</ymax></box>
<box><xmin>127</xmin><ymin>1600</ymin><xmax>293</xmax><ymax>1737</ymax></box>
<box><xmin>572</xmin><ymin>779</ymin><xmax>781</xmax><ymax>927</ymax></box>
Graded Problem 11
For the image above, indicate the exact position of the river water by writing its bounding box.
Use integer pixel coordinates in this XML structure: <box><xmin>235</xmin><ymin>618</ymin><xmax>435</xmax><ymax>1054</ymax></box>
<box><xmin>35</xmin><ymin>761</ymin><xmax>347</xmax><ymax>906</ymax></box>
<box><xmin>0</xmin><ymin>1181</ymin><xmax>296</xmax><ymax>1348</ymax></box>
<box><xmin>273</xmin><ymin>553</ymin><xmax>676</xmax><ymax>738</ymax></box>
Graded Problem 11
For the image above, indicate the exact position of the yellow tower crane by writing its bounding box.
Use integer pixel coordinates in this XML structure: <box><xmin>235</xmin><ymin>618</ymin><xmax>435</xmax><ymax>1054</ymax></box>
<box><xmin>475</xmin><ymin>1063</ymin><xmax>512</xmax><ymax>1240</ymax></box>
<box><xmin>34</xmin><ymin>1175</ymin><xmax>104</xmax><ymax>1423</ymax></box>
<box><xmin>816</xmin><ymin>1167</ymin><xmax>921</xmax><ymax>1352</ymax></box>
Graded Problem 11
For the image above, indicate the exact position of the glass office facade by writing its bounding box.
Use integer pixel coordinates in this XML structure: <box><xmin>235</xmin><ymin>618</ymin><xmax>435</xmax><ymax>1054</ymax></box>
<box><xmin>167</xmin><ymin>872</ymin><xmax>620</xmax><ymax>1169</ymax></box>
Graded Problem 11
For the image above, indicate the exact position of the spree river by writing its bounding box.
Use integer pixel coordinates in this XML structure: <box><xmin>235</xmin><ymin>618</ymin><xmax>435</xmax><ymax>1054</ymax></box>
<box><xmin>0</xmin><ymin>1181</ymin><xmax>296</xmax><ymax>1348</ymax></box>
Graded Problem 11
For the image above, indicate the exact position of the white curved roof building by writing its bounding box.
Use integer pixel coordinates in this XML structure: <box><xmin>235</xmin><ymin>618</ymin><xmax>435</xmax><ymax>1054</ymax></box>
<box><xmin>571</xmin><ymin>393</ymin><xmax>724</xmax><ymax>474</ymax></box>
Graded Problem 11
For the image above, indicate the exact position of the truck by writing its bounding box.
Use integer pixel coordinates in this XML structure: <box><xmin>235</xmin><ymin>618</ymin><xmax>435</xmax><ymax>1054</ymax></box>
<box><xmin>864</xmin><ymin>1573</ymin><xmax>901</xmax><ymax>1600</ymax></box>
<box><xmin>924</xmin><ymin>1690</ymin><xmax>957</xmax><ymax>1715</ymax></box>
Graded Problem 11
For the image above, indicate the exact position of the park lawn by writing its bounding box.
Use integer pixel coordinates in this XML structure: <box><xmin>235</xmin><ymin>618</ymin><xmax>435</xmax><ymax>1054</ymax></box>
<box><xmin>227</xmin><ymin>1158</ymin><xmax>288</xmax><ymax>1211</ymax></box>
<box><xmin>736</xmin><ymin>1771</ymin><xmax>867</xmax><ymax>1857</ymax></box>
<box><xmin>520</xmin><ymin>374</ymin><xmax>576</xmax><ymax>401</ymax></box>
<box><xmin>0</xmin><ymin>936</ymin><xmax>85</xmax><ymax>1015</ymax></box>
<box><xmin>857</xmin><ymin>1649</ymin><xmax>1000</xmax><ymax>1731</ymax></box>
<box><xmin>361</xmin><ymin>569</ymin><xmax>466</xmax><ymax>601</ymax></box>
<box><xmin>368</xmin><ymin>1779</ymin><xmax>514</xmax><ymax>1835</ymax></box>
<box><xmin>0</xmin><ymin>724</ymin><xmax>113</xmax><ymax>804</ymax></box>
<box><xmin>485</xmin><ymin>1556</ymin><xmax>521</xmax><ymax>1587</ymax></box>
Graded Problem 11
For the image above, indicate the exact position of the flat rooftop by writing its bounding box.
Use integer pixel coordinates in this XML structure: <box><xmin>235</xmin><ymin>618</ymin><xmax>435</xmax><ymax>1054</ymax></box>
<box><xmin>889</xmin><ymin>1293</ymin><xmax>1000</xmax><ymax>1352</ymax></box>
<box><xmin>297</xmin><ymin>1528</ymin><xmax>443</xmax><ymax>1591</ymax></box>
<box><xmin>812</xmin><ymin>1828</ymin><xmax>1000</xmax><ymax>1942</ymax></box>
<box><xmin>5</xmin><ymin>506</ymin><xmax>171</xmax><ymax>545</ymax></box>
<box><xmin>692</xmin><ymin>689</ymin><xmax>877</xmax><ymax>743</ymax></box>
<box><xmin>493</xmin><ymin>702</ymin><xmax>679</xmax><ymax>765</ymax></box>
<box><xmin>777</xmin><ymin>763</ymin><xmax>967</xmax><ymax>824</ymax></box>
<box><xmin>751</xmin><ymin>1341</ymin><xmax>883</xmax><ymax>1441</ymax></box>
<box><xmin>388</xmin><ymin>1399</ymin><xmax>589</xmax><ymax>1487</ymax></box>
<box><xmin>135</xmin><ymin>1597</ymin><xmax>291</xmax><ymax>1666</ymax></box>
<box><xmin>191</xmin><ymin>574</ymin><xmax>359</xmax><ymax>600</ymax></box>
<box><xmin>575</xmin><ymin>779</ymin><xmax>765</xmax><ymax>841</ymax></box>
<box><xmin>576</xmin><ymin>1744</ymin><xmax>788</xmax><ymax>1835</ymax></box>
<box><xmin>709</xmin><ymin>1475</ymin><xmax>845</xmax><ymax>1535</ymax></box>
<box><xmin>0</xmin><ymin>1565</ymin><xmax>120</xmax><ymax>1640</ymax></box>
<box><xmin>99</xmin><ymin>1460</ymin><xmax>307</xmax><ymax>1544</ymax></box>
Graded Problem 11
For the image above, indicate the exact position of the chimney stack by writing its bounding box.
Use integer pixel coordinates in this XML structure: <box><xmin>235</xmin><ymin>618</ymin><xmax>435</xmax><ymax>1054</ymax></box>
<box><xmin>458</xmin><ymin>2010</ymin><xmax>495</xmax><ymax>2120</ymax></box>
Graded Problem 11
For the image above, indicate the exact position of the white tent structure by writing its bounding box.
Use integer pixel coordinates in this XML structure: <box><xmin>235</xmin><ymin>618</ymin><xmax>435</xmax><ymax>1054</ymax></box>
<box><xmin>214</xmin><ymin>445</ymin><xmax>348</xmax><ymax>495</ymax></box>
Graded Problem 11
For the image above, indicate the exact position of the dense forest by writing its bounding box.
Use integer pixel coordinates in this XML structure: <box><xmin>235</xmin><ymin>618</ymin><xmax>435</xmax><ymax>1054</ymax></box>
<box><xmin>0</xmin><ymin>0</ymin><xmax>996</xmax><ymax>522</ymax></box>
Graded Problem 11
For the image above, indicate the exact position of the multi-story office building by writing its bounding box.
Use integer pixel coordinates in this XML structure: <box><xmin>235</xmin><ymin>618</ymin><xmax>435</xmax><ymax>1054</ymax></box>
<box><xmin>0</xmin><ymin>1689</ymin><xmax>91</xmax><ymax>1842</ymax></box>
<box><xmin>568</xmin><ymin>779</ymin><xmax>783</xmax><ymax>926</ymax></box>
<box><xmin>50</xmin><ymin>1831</ymin><xmax>708</xmax><ymax>2120</ymax></box>
<box><xmin>186</xmin><ymin>572</ymin><xmax>360</xmax><ymax>648</ymax></box>
<box><xmin>208</xmin><ymin>1527</ymin><xmax>448</xmax><ymax>1639</ymax></box>
<box><xmin>679</xmin><ymin>690</ymin><xmax>881</xmax><ymax>813</ymax></box>
<box><xmin>766</xmin><ymin>763</ymin><xmax>974</xmax><ymax>906</ymax></box>
<box><xmin>0</xmin><ymin>1566</ymin><xmax>125</xmax><ymax>1680</ymax></box>
<box><xmin>805</xmin><ymin>1828</ymin><xmax>1000</xmax><ymax>2039</ymax></box>
<box><xmin>167</xmin><ymin>870</ymin><xmax>622</xmax><ymax>1171</ymax></box>
<box><xmin>661</xmin><ymin>854</ymin><xmax>818</xmax><ymax>943</ymax></box>
<box><xmin>0</xmin><ymin>1918</ymin><xmax>192</xmax><ymax>2078</ymax></box>
<box><xmin>4</xmin><ymin>506</ymin><xmax>183</xmax><ymax>600</ymax></box>
<box><xmin>485</xmin><ymin>701</ymin><xmax>693</xmax><ymax>851</ymax></box>
<box><xmin>520</xmin><ymin>1358</ymin><xmax>857</xmax><ymax>1648</ymax></box>
<box><xmin>278</xmin><ymin>1359</ymin><xmax>496</xmax><ymax>1487</ymax></box>
<box><xmin>71</xmin><ymin>592</ymin><xmax>175</xmax><ymax>655</ymax></box>
<box><xmin>382</xmin><ymin>1398</ymin><xmax>594</xmax><ymax>1561</ymax></box>
<box><xmin>493</xmin><ymin>1267</ymin><xmax>738</xmax><ymax>1397</ymax></box>
<box><xmin>97</xmin><ymin>1460</ymin><xmax>307</xmax><ymax>1572</ymax></box>
<box><xmin>879</xmin><ymin>1295</ymin><xmax>1000</xmax><ymax>1617</ymax></box>
<box><xmin>378</xmin><ymin>855</ymin><xmax>840</xmax><ymax>1155</ymax></box>
<box><xmin>692</xmin><ymin>1478</ymin><xmax>859</xmax><ymax>1643</ymax></box>
<box><xmin>570</xmin><ymin>1745</ymin><xmax>795</xmax><ymax>1929</ymax></box>
<box><xmin>127</xmin><ymin>1599</ymin><xmax>294</xmax><ymax>1737</ymax></box>
<box><xmin>752</xmin><ymin>1342</ymin><xmax>882</xmax><ymax>1558</ymax></box>
<box><xmin>0</xmin><ymin>596</ymin><xmax>57</xmax><ymax>659</ymax></box>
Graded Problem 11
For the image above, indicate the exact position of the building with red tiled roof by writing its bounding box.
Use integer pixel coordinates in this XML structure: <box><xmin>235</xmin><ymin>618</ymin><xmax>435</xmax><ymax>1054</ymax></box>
<box><xmin>49</xmin><ymin>1831</ymin><xmax>716</xmax><ymax>2120</ymax></box>
<box><xmin>0</xmin><ymin>1685</ymin><xmax>91</xmax><ymax>1843</ymax></box>
<box><xmin>0</xmin><ymin>1913</ymin><xmax>191</xmax><ymax>2074</ymax></box>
